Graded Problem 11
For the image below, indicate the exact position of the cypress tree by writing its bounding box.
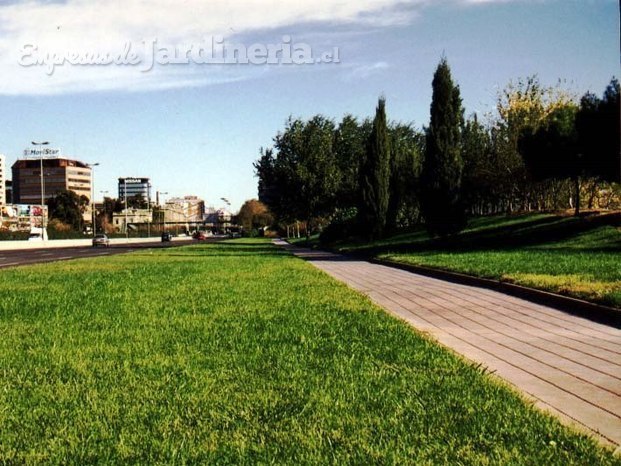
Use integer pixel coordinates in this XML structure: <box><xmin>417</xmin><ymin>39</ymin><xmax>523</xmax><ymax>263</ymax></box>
<box><xmin>359</xmin><ymin>97</ymin><xmax>391</xmax><ymax>239</ymax></box>
<box><xmin>420</xmin><ymin>58</ymin><xmax>466</xmax><ymax>236</ymax></box>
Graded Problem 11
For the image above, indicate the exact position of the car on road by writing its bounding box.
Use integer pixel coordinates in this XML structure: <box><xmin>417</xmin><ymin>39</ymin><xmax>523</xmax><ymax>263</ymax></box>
<box><xmin>92</xmin><ymin>234</ymin><xmax>110</xmax><ymax>248</ymax></box>
<box><xmin>161</xmin><ymin>232</ymin><xmax>172</xmax><ymax>242</ymax></box>
<box><xmin>192</xmin><ymin>231</ymin><xmax>207</xmax><ymax>240</ymax></box>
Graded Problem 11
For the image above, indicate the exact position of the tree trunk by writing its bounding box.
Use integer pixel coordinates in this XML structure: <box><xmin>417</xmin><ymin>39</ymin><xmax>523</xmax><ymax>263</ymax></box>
<box><xmin>587</xmin><ymin>180</ymin><xmax>597</xmax><ymax>209</ymax></box>
<box><xmin>574</xmin><ymin>176</ymin><xmax>580</xmax><ymax>216</ymax></box>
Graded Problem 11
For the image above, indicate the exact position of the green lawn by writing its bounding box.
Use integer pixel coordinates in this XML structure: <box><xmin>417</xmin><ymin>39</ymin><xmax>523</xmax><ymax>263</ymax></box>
<box><xmin>0</xmin><ymin>239</ymin><xmax>617</xmax><ymax>464</ymax></box>
<box><xmin>335</xmin><ymin>213</ymin><xmax>621</xmax><ymax>308</ymax></box>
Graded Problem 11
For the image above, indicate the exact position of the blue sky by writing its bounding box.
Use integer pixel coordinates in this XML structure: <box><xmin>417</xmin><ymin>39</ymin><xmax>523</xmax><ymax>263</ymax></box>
<box><xmin>0</xmin><ymin>0</ymin><xmax>618</xmax><ymax>211</ymax></box>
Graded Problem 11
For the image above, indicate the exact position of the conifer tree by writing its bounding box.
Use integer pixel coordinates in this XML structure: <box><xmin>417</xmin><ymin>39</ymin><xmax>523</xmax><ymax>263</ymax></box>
<box><xmin>420</xmin><ymin>58</ymin><xmax>466</xmax><ymax>236</ymax></box>
<box><xmin>359</xmin><ymin>97</ymin><xmax>391</xmax><ymax>239</ymax></box>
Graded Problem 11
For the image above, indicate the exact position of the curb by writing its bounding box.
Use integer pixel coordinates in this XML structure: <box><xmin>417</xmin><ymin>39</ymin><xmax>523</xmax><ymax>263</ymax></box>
<box><xmin>367</xmin><ymin>257</ymin><xmax>621</xmax><ymax>329</ymax></box>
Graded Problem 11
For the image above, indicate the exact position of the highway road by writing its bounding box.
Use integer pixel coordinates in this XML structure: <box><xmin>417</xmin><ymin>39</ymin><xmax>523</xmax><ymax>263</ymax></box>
<box><xmin>0</xmin><ymin>238</ymin><xmax>215</xmax><ymax>269</ymax></box>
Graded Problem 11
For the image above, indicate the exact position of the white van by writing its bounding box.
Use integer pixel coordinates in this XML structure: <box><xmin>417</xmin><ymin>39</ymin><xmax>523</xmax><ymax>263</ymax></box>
<box><xmin>28</xmin><ymin>227</ymin><xmax>48</xmax><ymax>241</ymax></box>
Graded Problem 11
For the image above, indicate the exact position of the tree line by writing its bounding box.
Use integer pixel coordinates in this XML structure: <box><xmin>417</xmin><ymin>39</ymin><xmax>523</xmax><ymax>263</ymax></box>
<box><xmin>44</xmin><ymin>191</ymin><xmax>149</xmax><ymax>233</ymax></box>
<box><xmin>255</xmin><ymin>58</ymin><xmax>620</xmax><ymax>241</ymax></box>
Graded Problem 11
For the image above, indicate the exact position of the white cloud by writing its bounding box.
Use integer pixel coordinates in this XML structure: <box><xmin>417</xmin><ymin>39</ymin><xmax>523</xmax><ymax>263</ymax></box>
<box><xmin>0</xmin><ymin>0</ymin><xmax>523</xmax><ymax>95</ymax></box>
<box><xmin>347</xmin><ymin>61</ymin><xmax>390</xmax><ymax>80</ymax></box>
<box><xmin>0</xmin><ymin>0</ymin><xmax>434</xmax><ymax>95</ymax></box>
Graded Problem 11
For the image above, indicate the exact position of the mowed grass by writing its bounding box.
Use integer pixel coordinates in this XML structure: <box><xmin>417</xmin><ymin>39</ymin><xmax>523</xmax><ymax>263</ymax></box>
<box><xmin>0</xmin><ymin>240</ymin><xmax>617</xmax><ymax>464</ymax></box>
<box><xmin>336</xmin><ymin>213</ymin><xmax>621</xmax><ymax>308</ymax></box>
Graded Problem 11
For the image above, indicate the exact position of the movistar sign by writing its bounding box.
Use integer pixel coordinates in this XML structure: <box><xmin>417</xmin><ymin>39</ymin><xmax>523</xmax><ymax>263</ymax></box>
<box><xmin>23</xmin><ymin>148</ymin><xmax>61</xmax><ymax>157</ymax></box>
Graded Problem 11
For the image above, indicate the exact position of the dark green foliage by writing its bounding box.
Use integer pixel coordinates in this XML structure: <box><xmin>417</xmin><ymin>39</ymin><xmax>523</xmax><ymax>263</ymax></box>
<box><xmin>254</xmin><ymin>116</ymin><xmax>340</xmax><ymax>239</ymax></box>
<box><xmin>97</xmin><ymin>196</ymin><xmax>124</xmax><ymax>229</ymax></box>
<box><xmin>386</xmin><ymin>123</ymin><xmax>424</xmax><ymax>232</ymax></box>
<box><xmin>420</xmin><ymin>59</ymin><xmax>466</xmax><ymax>236</ymax></box>
<box><xmin>46</xmin><ymin>229</ymin><xmax>87</xmax><ymax>240</ymax></box>
<box><xmin>519</xmin><ymin>79</ymin><xmax>621</xmax><ymax>216</ymax></box>
<box><xmin>462</xmin><ymin>115</ymin><xmax>495</xmax><ymax>215</ymax></box>
<box><xmin>488</xmin><ymin>76</ymin><xmax>559</xmax><ymax>214</ymax></box>
<box><xmin>255</xmin><ymin>147</ymin><xmax>279</xmax><ymax>211</ymax></box>
<box><xmin>256</xmin><ymin>72</ymin><xmax>619</xmax><ymax>240</ymax></box>
<box><xmin>576</xmin><ymin>78</ymin><xmax>621</xmax><ymax>183</ymax></box>
<box><xmin>519</xmin><ymin>104</ymin><xmax>583</xmax><ymax>214</ymax></box>
<box><xmin>46</xmin><ymin>189</ymin><xmax>90</xmax><ymax>231</ymax></box>
<box><xmin>102</xmin><ymin>196</ymin><xmax>124</xmax><ymax>217</ymax></box>
<box><xmin>334</xmin><ymin>115</ymin><xmax>372</xmax><ymax>209</ymax></box>
<box><xmin>359</xmin><ymin>97</ymin><xmax>392</xmax><ymax>239</ymax></box>
<box><xmin>519</xmin><ymin>104</ymin><xmax>579</xmax><ymax>180</ymax></box>
<box><xmin>126</xmin><ymin>193</ymin><xmax>148</xmax><ymax>209</ymax></box>
<box><xmin>0</xmin><ymin>230</ymin><xmax>28</xmax><ymax>241</ymax></box>
<box><xmin>319</xmin><ymin>207</ymin><xmax>359</xmax><ymax>244</ymax></box>
<box><xmin>242</xmin><ymin>228</ymin><xmax>260</xmax><ymax>238</ymax></box>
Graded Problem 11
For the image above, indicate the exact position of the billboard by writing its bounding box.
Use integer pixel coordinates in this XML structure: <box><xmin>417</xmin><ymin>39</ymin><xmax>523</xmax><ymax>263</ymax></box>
<box><xmin>23</xmin><ymin>147</ymin><xmax>61</xmax><ymax>158</ymax></box>
<box><xmin>1</xmin><ymin>204</ymin><xmax>48</xmax><ymax>230</ymax></box>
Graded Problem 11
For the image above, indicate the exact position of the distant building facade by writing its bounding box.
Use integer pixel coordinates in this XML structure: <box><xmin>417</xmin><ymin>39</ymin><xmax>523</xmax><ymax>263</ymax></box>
<box><xmin>163</xmin><ymin>196</ymin><xmax>205</xmax><ymax>223</ymax></box>
<box><xmin>112</xmin><ymin>208</ymin><xmax>152</xmax><ymax>232</ymax></box>
<box><xmin>203</xmin><ymin>206</ymin><xmax>233</xmax><ymax>233</ymax></box>
<box><xmin>5</xmin><ymin>180</ymin><xmax>12</xmax><ymax>204</ymax></box>
<box><xmin>204</xmin><ymin>207</ymin><xmax>231</xmax><ymax>225</ymax></box>
<box><xmin>11</xmin><ymin>156</ymin><xmax>92</xmax><ymax>205</ymax></box>
<box><xmin>118</xmin><ymin>177</ymin><xmax>150</xmax><ymax>202</ymax></box>
<box><xmin>0</xmin><ymin>154</ymin><xmax>5</xmax><ymax>206</ymax></box>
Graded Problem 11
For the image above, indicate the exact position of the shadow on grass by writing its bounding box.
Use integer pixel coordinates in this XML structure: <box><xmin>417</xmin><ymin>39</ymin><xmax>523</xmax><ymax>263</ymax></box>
<box><xmin>158</xmin><ymin>253</ymin><xmax>289</xmax><ymax>258</ymax></box>
<box><xmin>155</xmin><ymin>242</ymin><xmax>290</xmax><ymax>258</ymax></box>
<box><xmin>295</xmin><ymin>252</ymin><xmax>362</xmax><ymax>262</ymax></box>
<box><xmin>354</xmin><ymin>212</ymin><xmax>621</xmax><ymax>256</ymax></box>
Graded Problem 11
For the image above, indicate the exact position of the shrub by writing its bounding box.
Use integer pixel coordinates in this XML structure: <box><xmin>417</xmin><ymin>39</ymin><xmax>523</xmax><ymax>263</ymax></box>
<box><xmin>320</xmin><ymin>208</ymin><xmax>359</xmax><ymax>244</ymax></box>
<box><xmin>0</xmin><ymin>230</ymin><xmax>28</xmax><ymax>241</ymax></box>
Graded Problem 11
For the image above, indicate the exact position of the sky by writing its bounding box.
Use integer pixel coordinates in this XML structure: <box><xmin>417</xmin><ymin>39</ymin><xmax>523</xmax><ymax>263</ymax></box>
<box><xmin>0</xmin><ymin>0</ymin><xmax>618</xmax><ymax>211</ymax></box>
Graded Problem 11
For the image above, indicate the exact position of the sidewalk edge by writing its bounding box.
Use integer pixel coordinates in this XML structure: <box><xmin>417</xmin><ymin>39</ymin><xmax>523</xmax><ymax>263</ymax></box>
<box><xmin>367</xmin><ymin>257</ymin><xmax>621</xmax><ymax>329</ymax></box>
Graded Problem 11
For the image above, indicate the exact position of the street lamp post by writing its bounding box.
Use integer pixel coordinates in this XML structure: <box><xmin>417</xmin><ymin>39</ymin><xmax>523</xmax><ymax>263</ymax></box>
<box><xmin>156</xmin><ymin>191</ymin><xmax>168</xmax><ymax>233</ymax></box>
<box><xmin>220</xmin><ymin>197</ymin><xmax>231</xmax><ymax>234</ymax></box>
<box><xmin>146</xmin><ymin>183</ymin><xmax>150</xmax><ymax>238</ymax></box>
<box><xmin>100</xmin><ymin>190</ymin><xmax>109</xmax><ymax>234</ymax></box>
<box><xmin>156</xmin><ymin>190</ymin><xmax>168</xmax><ymax>207</ymax></box>
<box><xmin>32</xmin><ymin>141</ymin><xmax>49</xmax><ymax>238</ymax></box>
<box><xmin>88</xmin><ymin>163</ymin><xmax>100</xmax><ymax>237</ymax></box>
<box><xmin>124</xmin><ymin>178</ymin><xmax>129</xmax><ymax>241</ymax></box>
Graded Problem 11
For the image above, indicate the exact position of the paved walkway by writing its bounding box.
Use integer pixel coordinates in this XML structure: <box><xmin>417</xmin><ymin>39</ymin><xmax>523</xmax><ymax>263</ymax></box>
<box><xmin>274</xmin><ymin>240</ymin><xmax>621</xmax><ymax>448</ymax></box>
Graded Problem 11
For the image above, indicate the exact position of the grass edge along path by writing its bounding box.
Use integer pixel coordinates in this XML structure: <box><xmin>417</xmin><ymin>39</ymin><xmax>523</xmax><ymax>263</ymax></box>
<box><xmin>0</xmin><ymin>239</ymin><xmax>618</xmax><ymax>464</ymax></box>
<box><xmin>278</xmin><ymin>239</ymin><xmax>621</xmax><ymax>448</ymax></box>
<box><xmin>316</xmin><ymin>213</ymin><xmax>621</xmax><ymax>309</ymax></box>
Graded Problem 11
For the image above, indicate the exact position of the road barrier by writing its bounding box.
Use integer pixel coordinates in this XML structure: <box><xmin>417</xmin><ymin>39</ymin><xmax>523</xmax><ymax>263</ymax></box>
<box><xmin>0</xmin><ymin>236</ymin><xmax>191</xmax><ymax>251</ymax></box>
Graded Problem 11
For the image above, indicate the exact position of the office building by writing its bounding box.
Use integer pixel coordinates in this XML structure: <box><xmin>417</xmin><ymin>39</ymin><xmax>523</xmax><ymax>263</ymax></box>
<box><xmin>11</xmin><ymin>156</ymin><xmax>92</xmax><ymax>205</ymax></box>
<box><xmin>118</xmin><ymin>177</ymin><xmax>150</xmax><ymax>202</ymax></box>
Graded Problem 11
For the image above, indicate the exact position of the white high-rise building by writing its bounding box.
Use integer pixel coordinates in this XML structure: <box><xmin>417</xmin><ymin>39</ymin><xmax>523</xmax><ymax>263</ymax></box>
<box><xmin>0</xmin><ymin>154</ymin><xmax>6</xmax><ymax>206</ymax></box>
